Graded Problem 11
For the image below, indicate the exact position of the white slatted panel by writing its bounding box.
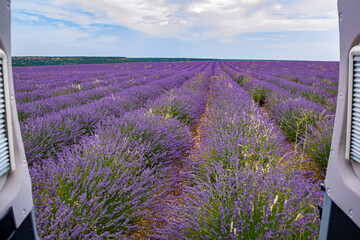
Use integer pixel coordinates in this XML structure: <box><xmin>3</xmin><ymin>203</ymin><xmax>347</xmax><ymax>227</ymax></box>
<box><xmin>350</xmin><ymin>56</ymin><xmax>360</xmax><ymax>163</ymax></box>
<box><xmin>0</xmin><ymin>58</ymin><xmax>10</xmax><ymax>177</ymax></box>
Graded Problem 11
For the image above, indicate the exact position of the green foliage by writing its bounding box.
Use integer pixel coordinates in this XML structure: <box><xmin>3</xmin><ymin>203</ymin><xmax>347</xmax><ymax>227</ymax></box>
<box><xmin>250</xmin><ymin>86</ymin><xmax>270</xmax><ymax>106</ymax></box>
<box><xmin>151</xmin><ymin>94</ymin><xmax>193</xmax><ymax>126</ymax></box>
<box><xmin>176</xmin><ymin>167</ymin><xmax>320</xmax><ymax>240</ymax></box>
<box><xmin>279</xmin><ymin>108</ymin><xmax>322</xmax><ymax>144</ymax></box>
<box><xmin>303</xmin><ymin>117</ymin><xmax>334</xmax><ymax>173</ymax></box>
<box><xmin>234</xmin><ymin>75</ymin><xmax>251</xmax><ymax>87</ymax></box>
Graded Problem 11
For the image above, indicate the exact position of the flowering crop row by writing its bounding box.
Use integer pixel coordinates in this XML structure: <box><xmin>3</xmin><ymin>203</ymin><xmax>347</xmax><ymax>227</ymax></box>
<box><xmin>225</xmin><ymin>61</ymin><xmax>338</xmax><ymax>94</ymax></box>
<box><xmin>222</xmin><ymin>61</ymin><xmax>336</xmax><ymax>109</ymax></box>
<box><xmin>13</xmin><ymin>62</ymin><xmax>203</xmax><ymax>102</ymax></box>
<box><xmin>16</xmin><ymin>62</ymin><xmax>207</xmax><ymax>120</ymax></box>
<box><xmin>18</xmin><ymin>62</ymin><xmax>209</xmax><ymax>165</ymax></box>
<box><xmin>220</xmin><ymin>61</ymin><xmax>337</xmax><ymax>176</ymax></box>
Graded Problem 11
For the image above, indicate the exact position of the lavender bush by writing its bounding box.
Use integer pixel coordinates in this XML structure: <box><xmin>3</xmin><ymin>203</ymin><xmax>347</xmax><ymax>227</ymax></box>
<box><xmin>302</xmin><ymin>116</ymin><xmax>335</xmax><ymax>176</ymax></box>
<box><xmin>269</xmin><ymin>97</ymin><xmax>329</xmax><ymax>143</ymax></box>
<box><xmin>149</xmin><ymin>73</ymin><xmax>210</xmax><ymax>127</ymax></box>
<box><xmin>31</xmin><ymin>134</ymin><xmax>167</xmax><ymax>239</ymax></box>
<box><xmin>160</xmin><ymin>164</ymin><xmax>321</xmax><ymax>239</ymax></box>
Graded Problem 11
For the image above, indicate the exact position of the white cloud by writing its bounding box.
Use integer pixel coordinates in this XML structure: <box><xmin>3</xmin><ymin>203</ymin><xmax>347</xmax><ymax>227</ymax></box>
<box><xmin>13</xmin><ymin>0</ymin><xmax>338</xmax><ymax>41</ymax></box>
<box><xmin>49</xmin><ymin>0</ymin><xmax>182</xmax><ymax>37</ymax></box>
<box><xmin>188</xmin><ymin>0</ymin><xmax>262</xmax><ymax>13</ymax></box>
<box><xmin>186</xmin><ymin>0</ymin><xmax>337</xmax><ymax>40</ymax></box>
<box><xmin>92</xmin><ymin>36</ymin><xmax>119</xmax><ymax>43</ymax></box>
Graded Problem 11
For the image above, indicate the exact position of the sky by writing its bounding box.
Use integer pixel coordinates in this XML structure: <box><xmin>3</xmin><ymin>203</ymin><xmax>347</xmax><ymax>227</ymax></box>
<box><xmin>11</xmin><ymin>0</ymin><xmax>339</xmax><ymax>61</ymax></box>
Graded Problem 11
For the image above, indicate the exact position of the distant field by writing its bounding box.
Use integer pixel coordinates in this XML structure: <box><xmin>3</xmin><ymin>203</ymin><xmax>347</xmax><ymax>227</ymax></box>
<box><xmin>12</xmin><ymin>56</ymin><xmax>222</xmax><ymax>66</ymax></box>
<box><xmin>14</xmin><ymin>60</ymin><xmax>338</xmax><ymax>239</ymax></box>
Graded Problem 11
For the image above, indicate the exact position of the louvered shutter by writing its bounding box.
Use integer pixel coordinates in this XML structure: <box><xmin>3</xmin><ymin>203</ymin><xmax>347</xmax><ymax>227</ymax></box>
<box><xmin>349</xmin><ymin>56</ymin><xmax>360</xmax><ymax>162</ymax></box>
<box><xmin>0</xmin><ymin>57</ymin><xmax>10</xmax><ymax>177</ymax></box>
<box><xmin>0</xmin><ymin>52</ymin><xmax>14</xmax><ymax>177</ymax></box>
<box><xmin>350</xmin><ymin>56</ymin><xmax>360</xmax><ymax>162</ymax></box>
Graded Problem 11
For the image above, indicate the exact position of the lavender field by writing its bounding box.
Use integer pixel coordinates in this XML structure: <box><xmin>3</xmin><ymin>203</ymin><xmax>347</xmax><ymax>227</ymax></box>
<box><xmin>13</xmin><ymin>60</ymin><xmax>338</xmax><ymax>239</ymax></box>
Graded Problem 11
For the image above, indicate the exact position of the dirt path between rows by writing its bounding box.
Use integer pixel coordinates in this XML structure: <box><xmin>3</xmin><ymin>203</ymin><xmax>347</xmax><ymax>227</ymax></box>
<box><xmin>134</xmin><ymin>75</ymin><xmax>214</xmax><ymax>239</ymax></box>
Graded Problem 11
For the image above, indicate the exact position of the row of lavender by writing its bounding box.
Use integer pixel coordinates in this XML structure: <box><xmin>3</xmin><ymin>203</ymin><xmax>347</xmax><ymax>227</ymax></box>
<box><xmin>14</xmin><ymin>62</ymin><xmax>188</xmax><ymax>95</ymax></box>
<box><xmin>150</xmin><ymin>62</ymin><xmax>322</xmax><ymax>239</ymax></box>
<box><xmin>224</xmin><ymin>61</ymin><xmax>338</xmax><ymax>109</ymax></box>
<box><xmin>16</xmin><ymin>62</ymin><xmax>204</xmax><ymax>120</ymax></box>
<box><xmin>15</xmin><ymin>62</ymin><xmax>209</xmax><ymax>165</ymax></box>
<box><xmin>14</xmin><ymin>61</ymin><xmax>214</xmax><ymax>238</ymax></box>
<box><xmin>221</xmin><ymin>61</ymin><xmax>338</xmax><ymax>176</ymax></box>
